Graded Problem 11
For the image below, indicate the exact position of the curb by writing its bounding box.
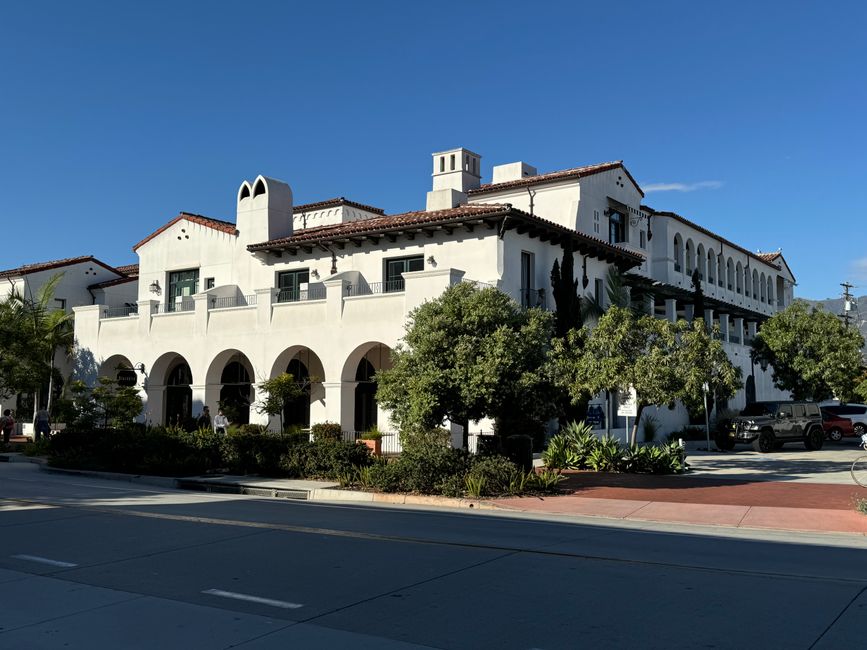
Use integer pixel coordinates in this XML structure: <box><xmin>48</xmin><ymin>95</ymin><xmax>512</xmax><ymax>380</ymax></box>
<box><xmin>39</xmin><ymin>465</ymin><xmax>179</xmax><ymax>490</ymax></box>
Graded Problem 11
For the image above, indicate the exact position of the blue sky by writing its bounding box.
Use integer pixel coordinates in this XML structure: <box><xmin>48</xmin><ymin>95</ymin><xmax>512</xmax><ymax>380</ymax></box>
<box><xmin>1</xmin><ymin>1</ymin><xmax>864</xmax><ymax>299</ymax></box>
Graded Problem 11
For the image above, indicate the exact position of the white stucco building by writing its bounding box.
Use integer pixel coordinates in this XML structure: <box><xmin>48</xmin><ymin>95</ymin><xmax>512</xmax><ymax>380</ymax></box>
<box><xmin>0</xmin><ymin>256</ymin><xmax>137</xmax><ymax>424</ymax></box>
<box><xmin>72</xmin><ymin>147</ymin><xmax>795</xmax><ymax>443</ymax></box>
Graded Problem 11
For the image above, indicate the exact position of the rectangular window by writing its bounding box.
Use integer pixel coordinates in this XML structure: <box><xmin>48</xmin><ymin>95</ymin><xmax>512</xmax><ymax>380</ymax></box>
<box><xmin>793</xmin><ymin>404</ymin><xmax>806</xmax><ymax>418</ymax></box>
<box><xmin>450</xmin><ymin>154</ymin><xmax>455</xmax><ymax>170</ymax></box>
<box><xmin>519</xmin><ymin>251</ymin><xmax>535</xmax><ymax>307</ymax></box>
<box><xmin>639</xmin><ymin>230</ymin><xmax>646</xmax><ymax>249</ymax></box>
<box><xmin>384</xmin><ymin>255</ymin><xmax>423</xmax><ymax>292</ymax></box>
<box><xmin>205</xmin><ymin>277</ymin><xmax>215</xmax><ymax>290</ymax></box>
<box><xmin>593</xmin><ymin>210</ymin><xmax>600</xmax><ymax>235</ymax></box>
<box><xmin>594</xmin><ymin>278</ymin><xmax>604</xmax><ymax>306</ymax></box>
<box><xmin>608</xmin><ymin>210</ymin><xmax>625</xmax><ymax>244</ymax></box>
<box><xmin>167</xmin><ymin>269</ymin><xmax>199</xmax><ymax>312</ymax></box>
<box><xmin>277</xmin><ymin>268</ymin><xmax>310</xmax><ymax>302</ymax></box>
<box><xmin>54</xmin><ymin>298</ymin><xmax>67</xmax><ymax>311</ymax></box>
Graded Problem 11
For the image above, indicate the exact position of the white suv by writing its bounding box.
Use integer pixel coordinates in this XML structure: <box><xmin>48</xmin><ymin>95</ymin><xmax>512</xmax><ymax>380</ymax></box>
<box><xmin>823</xmin><ymin>403</ymin><xmax>867</xmax><ymax>436</ymax></box>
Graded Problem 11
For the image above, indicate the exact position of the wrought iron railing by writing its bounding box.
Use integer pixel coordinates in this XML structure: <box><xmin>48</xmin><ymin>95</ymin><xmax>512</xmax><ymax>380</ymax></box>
<box><xmin>275</xmin><ymin>286</ymin><xmax>326</xmax><ymax>303</ymax></box>
<box><xmin>209</xmin><ymin>294</ymin><xmax>257</xmax><ymax>309</ymax></box>
<box><xmin>345</xmin><ymin>280</ymin><xmax>405</xmax><ymax>296</ymax></box>
<box><xmin>341</xmin><ymin>430</ymin><xmax>402</xmax><ymax>455</ymax></box>
<box><xmin>101</xmin><ymin>305</ymin><xmax>138</xmax><ymax>319</ymax></box>
<box><xmin>155</xmin><ymin>297</ymin><xmax>195</xmax><ymax>313</ymax></box>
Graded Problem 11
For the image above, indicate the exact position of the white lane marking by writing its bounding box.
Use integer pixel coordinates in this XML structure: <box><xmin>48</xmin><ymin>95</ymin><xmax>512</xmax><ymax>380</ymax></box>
<box><xmin>12</xmin><ymin>554</ymin><xmax>78</xmax><ymax>568</ymax></box>
<box><xmin>202</xmin><ymin>588</ymin><xmax>303</xmax><ymax>610</ymax></box>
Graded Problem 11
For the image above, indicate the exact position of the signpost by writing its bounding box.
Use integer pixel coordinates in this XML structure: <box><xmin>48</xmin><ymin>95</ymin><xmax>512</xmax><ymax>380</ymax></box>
<box><xmin>616</xmin><ymin>386</ymin><xmax>638</xmax><ymax>444</ymax></box>
<box><xmin>703</xmin><ymin>381</ymin><xmax>711</xmax><ymax>451</ymax></box>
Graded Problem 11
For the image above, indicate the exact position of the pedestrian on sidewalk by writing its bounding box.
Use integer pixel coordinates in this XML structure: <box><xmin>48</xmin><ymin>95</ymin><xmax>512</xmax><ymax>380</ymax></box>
<box><xmin>213</xmin><ymin>409</ymin><xmax>229</xmax><ymax>436</ymax></box>
<box><xmin>1</xmin><ymin>409</ymin><xmax>15</xmax><ymax>444</ymax></box>
<box><xmin>33</xmin><ymin>408</ymin><xmax>50</xmax><ymax>441</ymax></box>
<box><xmin>196</xmin><ymin>406</ymin><xmax>211</xmax><ymax>431</ymax></box>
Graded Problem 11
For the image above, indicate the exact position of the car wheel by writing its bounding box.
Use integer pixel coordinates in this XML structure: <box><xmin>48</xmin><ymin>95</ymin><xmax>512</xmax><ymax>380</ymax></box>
<box><xmin>828</xmin><ymin>428</ymin><xmax>843</xmax><ymax>442</ymax></box>
<box><xmin>753</xmin><ymin>429</ymin><xmax>775</xmax><ymax>453</ymax></box>
<box><xmin>855</xmin><ymin>423</ymin><xmax>866</xmax><ymax>436</ymax></box>
<box><xmin>805</xmin><ymin>426</ymin><xmax>825</xmax><ymax>451</ymax></box>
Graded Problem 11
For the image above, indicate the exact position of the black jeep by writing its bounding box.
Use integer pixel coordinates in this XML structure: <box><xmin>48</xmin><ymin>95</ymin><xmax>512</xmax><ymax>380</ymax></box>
<box><xmin>715</xmin><ymin>401</ymin><xmax>824</xmax><ymax>453</ymax></box>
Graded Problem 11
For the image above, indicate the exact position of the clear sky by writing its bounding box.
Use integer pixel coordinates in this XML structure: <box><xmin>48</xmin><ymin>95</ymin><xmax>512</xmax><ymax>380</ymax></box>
<box><xmin>1</xmin><ymin>1</ymin><xmax>864</xmax><ymax>299</ymax></box>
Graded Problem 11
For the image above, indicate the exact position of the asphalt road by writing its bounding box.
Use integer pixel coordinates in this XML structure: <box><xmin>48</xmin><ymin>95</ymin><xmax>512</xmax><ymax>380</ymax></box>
<box><xmin>0</xmin><ymin>462</ymin><xmax>865</xmax><ymax>649</ymax></box>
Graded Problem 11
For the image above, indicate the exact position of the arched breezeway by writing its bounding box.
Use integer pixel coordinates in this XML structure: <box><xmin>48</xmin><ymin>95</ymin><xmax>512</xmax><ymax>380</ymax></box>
<box><xmin>206</xmin><ymin>350</ymin><xmax>255</xmax><ymax>426</ymax></box>
<box><xmin>148</xmin><ymin>352</ymin><xmax>195</xmax><ymax>427</ymax></box>
<box><xmin>340</xmin><ymin>342</ymin><xmax>394</xmax><ymax>434</ymax></box>
<box><xmin>269</xmin><ymin>346</ymin><xmax>327</xmax><ymax>431</ymax></box>
<box><xmin>98</xmin><ymin>354</ymin><xmax>136</xmax><ymax>387</ymax></box>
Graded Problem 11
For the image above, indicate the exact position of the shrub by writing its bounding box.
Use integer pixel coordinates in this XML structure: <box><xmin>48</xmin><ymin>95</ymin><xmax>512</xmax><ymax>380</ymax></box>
<box><xmin>542</xmin><ymin>421</ymin><xmax>598</xmax><ymax>471</ymax></box>
<box><xmin>311</xmin><ymin>422</ymin><xmax>343</xmax><ymax>441</ymax></box>
<box><xmin>530</xmin><ymin>469</ymin><xmax>566</xmax><ymax>493</ymax></box>
<box><xmin>360</xmin><ymin>426</ymin><xmax>383</xmax><ymax>441</ymax></box>
<box><xmin>641</xmin><ymin>413</ymin><xmax>660</xmax><ymax>442</ymax></box>
<box><xmin>280</xmin><ymin>438</ymin><xmax>371</xmax><ymax>479</ymax></box>
<box><xmin>856</xmin><ymin>499</ymin><xmax>867</xmax><ymax>516</ymax></box>
<box><xmin>586</xmin><ymin>435</ymin><xmax>622</xmax><ymax>472</ymax></box>
<box><xmin>503</xmin><ymin>435</ymin><xmax>533</xmax><ymax>473</ymax></box>
<box><xmin>467</xmin><ymin>456</ymin><xmax>521</xmax><ymax>496</ymax></box>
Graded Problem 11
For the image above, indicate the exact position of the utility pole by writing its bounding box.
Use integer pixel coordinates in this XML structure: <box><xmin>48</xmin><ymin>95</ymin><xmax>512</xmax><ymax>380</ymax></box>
<box><xmin>840</xmin><ymin>282</ymin><xmax>855</xmax><ymax>329</ymax></box>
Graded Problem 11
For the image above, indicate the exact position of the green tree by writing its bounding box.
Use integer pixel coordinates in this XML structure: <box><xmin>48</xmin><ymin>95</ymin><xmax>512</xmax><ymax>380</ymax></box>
<box><xmin>550</xmin><ymin>244</ymin><xmax>582</xmax><ymax>338</ymax></box>
<box><xmin>552</xmin><ymin>306</ymin><xmax>683</xmax><ymax>444</ymax></box>
<box><xmin>63</xmin><ymin>378</ymin><xmax>143</xmax><ymax>430</ymax></box>
<box><xmin>676</xmin><ymin>319</ymin><xmax>743</xmax><ymax>417</ymax></box>
<box><xmin>256</xmin><ymin>373</ymin><xmax>305</xmax><ymax>432</ymax></box>
<box><xmin>375</xmin><ymin>283</ymin><xmax>559</xmax><ymax>448</ymax></box>
<box><xmin>0</xmin><ymin>274</ymin><xmax>74</xmax><ymax>416</ymax></box>
<box><xmin>751</xmin><ymin>300</ymin><xmax>865</xmax><ymax>401</ymax></box>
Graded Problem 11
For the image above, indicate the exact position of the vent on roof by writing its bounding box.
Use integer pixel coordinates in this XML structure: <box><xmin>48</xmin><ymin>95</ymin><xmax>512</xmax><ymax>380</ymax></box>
<box><xmin>253</xmin><ymin>179</ymin><xmax>266</xmax><ymax>198</ymax></box>
<box><xmin>239</xmin><ymin>184</ymin><xmax>251</xmax><ymax>200</ymax></box>
<box><xmin>492</xmin><ymin>162</ymin><xmax>537</xmax><ymax>185</ymax></box>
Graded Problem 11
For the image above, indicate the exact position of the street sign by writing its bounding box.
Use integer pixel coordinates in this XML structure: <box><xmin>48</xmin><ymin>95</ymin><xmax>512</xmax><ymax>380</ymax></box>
<box><xmin>616</xmin><ymin>387</ymin><xmax>637</xmax><ymax>417</ymax></box>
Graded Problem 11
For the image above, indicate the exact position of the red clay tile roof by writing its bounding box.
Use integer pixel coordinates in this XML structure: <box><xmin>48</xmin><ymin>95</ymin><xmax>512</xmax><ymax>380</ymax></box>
<box><xmin>132</xmin><ymin>212</ymin><xmax>238</xmax><ymax>252</ymax></box>
<box><xmin>468</xmin><ymin>161</ymin><xmax>645</xmax><ymax>198</ymax></box>
<box><xmin>248</xmin><ymin>203</ymin><xmax>643</xmax><ymax>267</ymax></box>
<box><xmin>88</xmin><ymin>276</ymin><xmax>137</xmax><ymax>290</ymax></box>
<box><xmin>755</xmin><ymin>252</ymin><xmax>782</xmax><ymax>262</ymax></box>
<box><xmin>643</xmin><ymin>207</ymin><xmax>782</xmax><ymax>270</ymax></box>
<box><xmin>293</xmin><ymin>197</ymin><xmax>385</xmax><ymax>215</ymax></box>
<box><xmin>114</xmin><ymin>263</ymin><xmax>139</xmax><ymax>277</ymax></box>
<box><xmin>0</xmin><ymin>255</ymin><xmax>122</xmax><ymax>280</ymax></box>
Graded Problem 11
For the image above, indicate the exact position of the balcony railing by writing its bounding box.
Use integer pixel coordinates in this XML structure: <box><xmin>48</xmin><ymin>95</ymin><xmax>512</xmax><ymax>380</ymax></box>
<box><xmin>209</xmin><ymin>294</ymin><xmax>257</xmax><ymax>310</ymax></box>
<box><xmin>154</xmin><ymin>297</ymin><xmax>195</xmax><ymax>314</ymax></box>
<box><xmin>276</xmin><ymin>286</ymin><xmax>326</xmax><ymax>303</ymax></box>
<box><xmin>101</xmin><ymin>305</ymin><xmax>138</xmax><ymax>319</ymax></box>
<box><xmin>346</xmin><ymin>280</ymin><xmax>405</xmax><ymax>296</ymax></box>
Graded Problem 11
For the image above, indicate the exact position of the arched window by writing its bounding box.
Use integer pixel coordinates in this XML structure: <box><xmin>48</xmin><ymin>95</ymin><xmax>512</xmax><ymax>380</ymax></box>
<box><xmin>735</xmin><ymin>262</ymin><xmax>743</xmax><ymax>294</ymax></box>
<box><xmin>726</xmin><ymin>259</ymin><xmax>734</xmax><ymax>291</ymax></box>
<box><xmin>239</xmin><ymin>183</ymin><xmax>251</xmax><ymax>200</ymax></box>
<box><xmin>760</xmin><ymin>273</ymin><xmax>767</xmax><ymax>302</ymax></box>
<box><xmin>766</xmin><ymin>276</ymin><xmax>773</xmax><ymax>304</ymax></box>
<box><xmin>707</xmin><ymin>250</ymin><xmax>716</xmax><ymax>283</ymax></box>
<box><xmin>166</xmin><ymin>362</ymin><xmax>193</xmax><ymax>426</ymax></box>
<box><xmin>685</xmin><ymin>240</ymin><xmax>694</xmax><ymax>275</ymax></box>
<box><xmin>253</xmin><ymin>179</ymin><xmax>266</xmax><ymax>197</ymax></box>
<box><xmin>697</xmin><ymin>244</ymin><xmax>706</xmax><ymax>281</ymax></box>
<box><xmin>355</xmin><ymin>358</ymin><xmax>377</xmax><ymax>432</ymax></box>
<box><xmin>673</xmin><ymin>235</ymin><xmax>683</xmax><ymax>273</ymax></box>
<box><xmin>752</xmin><ymin>269</ymin><xmax>759</xmax><ymax>299</ymax></box>
<box><xmin>744</xmin><ymin>266</ymin><xmax>752</xmax><ymax>298</ymax></box>
<box><xmin>717</xmin><ymin>255</ymin><xmax>724</xmax><ymax>287</ymax></box>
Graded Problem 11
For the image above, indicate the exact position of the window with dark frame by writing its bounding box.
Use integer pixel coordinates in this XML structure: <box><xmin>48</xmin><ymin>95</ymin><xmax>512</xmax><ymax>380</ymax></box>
<box><xmin>608</xmin><ymin>210</ymin><xmax>625</xmax><ymax>245</ymax></box>
<box><xmin>384</xmin><ymin>256</ymin><xmax>423</xmax><ymax>293</ymax></box>
<box><xmin>277</xmin><ymin>268</ymin><xmax>310</xmax><ymax>302</ymax></box>
<box><xmin>520</xmin><ymin>251</ymin><xmax>534</xmax><ymax>307</ymax></box>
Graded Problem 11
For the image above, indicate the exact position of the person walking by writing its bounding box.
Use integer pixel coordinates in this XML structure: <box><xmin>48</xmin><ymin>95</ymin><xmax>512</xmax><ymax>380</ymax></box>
<box><xmin>213</xmin><ymin>409</ymin><xmax>229</xmax><ymax>435</ymax></box>
<box><xmin>1</xmin><ymin>410</ymin><xmax>15</xmax><ymax>444</ymax></box>
<box><xmin>196</xmin><ymin>406</ymin><xmax>211</xmax><ymax>430</ymax></box>
<box><xmin>33</xmin><ymin>408</ymin><xmax>51</xmax><ymax>441</ymax></box>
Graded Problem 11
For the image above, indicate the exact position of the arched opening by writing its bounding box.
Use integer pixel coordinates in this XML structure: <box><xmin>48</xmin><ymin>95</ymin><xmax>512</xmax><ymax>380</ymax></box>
<box><xmin>673</xmin><ymin>235</ymin><xmax>683</xmax><ymax>273</ymax></box>
<box><xmin>745</xmin><ymin>375</ymin><xmax>756</xmax><ymax>404</ymax></box>
<box><xmin>717</xmin><ymin>255</ymin><xmax>724</xmax><ymax>287</ymax></box>
<box><xmin>99</xmin><ymin>354</ymin><xmax>135</xmax><ymax>386</ymax></box>
<box><xmin>744</xmin><ymin>267</ymin><xmax>752</xmax><ymax>298</ymax></box>
<box><xmin>220</xmin><ymin>360</ymin><xmax>252</xmax><ymax>425</ymax></box>
<box><xmin>342</xmin><ymin>343</ymin><xmax>393</xmax><ymax>434</ymax></box>
<box><xmin>707</xmin><ymin>250</ymin><xmax>715</xmax><ymax>284</ymax></box>
<box><xmin>726</xmin><ymin>259</ymin><xmax>734</xmax><ymax>291</ymax></box>
<box><xmin>752</xmin><ymin>269</ymin><xmax>759</xmax><ymax>299</ymax></box>
<box><xmin>735</xmin><ymin>261</ymin><xmax>743</xmax><ymax>294</ymax></box>
<box><xmin>760</xmin><ymin>273</ymin><xmax>767</xmax><ymax>302</ymax></box>
<box><xmin>239</xmin><ymin>183</ymin><xmax>251</xmax><ymax>201</ymax></box>
<box><xmin>767</xmin><ymin>276</ymin><xmax>774</xmax><ymax>305</ymax></box>
<box><xmin>284</xmin><ymin>358</ymin><xmax>311</xmax><ymax>429</ymax></box>
<box><xmin>253</xmin><ymin>179</ymin><xmax>266</xmax><ymax>197</ymax></box>
<box><xmin>697</xmin><ymin>244</ymin><xmax>706</xmax><ymax>281</ymax></box>
<box><xmin>166</xmin><ymin>361</ymin><xmax>193</xmax><ymax>427</ymax></box>
<box><xmin>685</xmin><ymin>239</ymin><xmax>694</xmax><ymax>275</ymax></box>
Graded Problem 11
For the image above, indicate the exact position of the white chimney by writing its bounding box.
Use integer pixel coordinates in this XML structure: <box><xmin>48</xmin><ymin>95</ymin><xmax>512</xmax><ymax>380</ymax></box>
<box><xmin>236</xmin><ymin>175</ymin><xmax>293</xmax><ymax>245</ymax></box>
<box><xmin>426</xmin><ymin>147</ymin><xmax>481</xmax><ymax>211</ymax></box>
<box><xmin>492</xmin><ymin>162</ymin><xmax>537</xmax><ymax>184</ymax></box>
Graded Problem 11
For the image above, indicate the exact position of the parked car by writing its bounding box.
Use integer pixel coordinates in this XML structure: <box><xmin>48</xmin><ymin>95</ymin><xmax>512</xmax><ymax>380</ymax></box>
<box><xmin>821</xmin><ymin>409</ymin><xmax>855</xmax><ymax>442</ymax></box>
<box><xmin>715</xmin><ymin>401</ymin><xmax>824</xmax><ymax>453</ymax></box>
<box><xmin>821</xmin><ymin>403</ymin><xmax>867</xmax><ymax>436</ymax></box>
